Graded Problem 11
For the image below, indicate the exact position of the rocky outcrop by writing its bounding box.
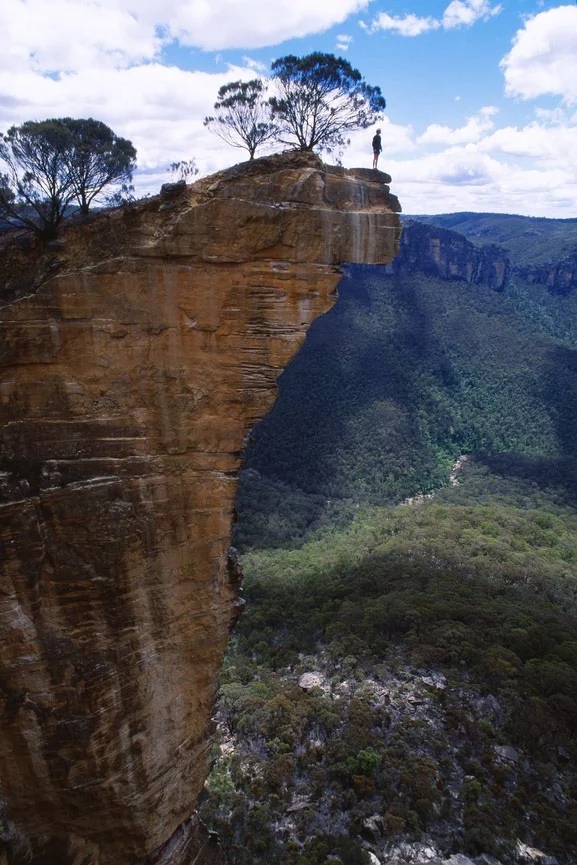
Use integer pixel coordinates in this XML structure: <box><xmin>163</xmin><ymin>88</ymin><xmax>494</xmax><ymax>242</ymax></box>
<box><xmin>517</xmin><ymin>251</ymin><xmax>577</xmax><ymax>296</ymax></box>
<box><xmin>387</xmin><ymin>221</ymin><xmax>509</xmax><ymax>290</ymax></box>
<box><xmin>0</xmin><ymin>152</ymin><xmax>401</xmax><ymax>864</ymax></box>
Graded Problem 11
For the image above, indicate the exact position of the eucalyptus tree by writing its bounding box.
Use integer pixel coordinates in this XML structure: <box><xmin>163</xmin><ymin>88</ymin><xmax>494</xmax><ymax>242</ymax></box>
<box><xmin>60</xmin><ymin>117</ymin><xmax>136</xmax><ymax>214</ymax></box>
<box><xmin>0</xmin><ymin>117</ymin><xmax>136</xmax><ymax>238</ymax></box>
<box><xmin>269</xmin><ymin>52</ymin><xmax>386</xmax><ymax>155</ymax></box>
<box><xmin>0</xmin><ymin>119</ymin><xmax>76</xmax><ymax>238</ymax></box>
<box><xmin>169</xmin><ymin>159</ymin><xmax>199</xmax><ymax>182</ymax></box>
<box><xmin>204</xmin><ymin>79</ymin><xmax>278</xmax><ymax>160</ymax></box>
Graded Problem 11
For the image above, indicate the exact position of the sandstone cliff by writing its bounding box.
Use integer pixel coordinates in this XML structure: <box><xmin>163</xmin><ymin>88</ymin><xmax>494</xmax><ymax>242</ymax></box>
<box><xmin>0</xmin><ymin>152</ymin><xmax>401</xmax><ymax>865</ymax></box>
<box><xmin>388</xmin><ymin>220</ymin><xmax>509</xmax><ymax>291</ymax></box>
<box><xmin>517</xmin><ymin>250</ymin><xmax>577</xmax><ymax>296</ymax></box>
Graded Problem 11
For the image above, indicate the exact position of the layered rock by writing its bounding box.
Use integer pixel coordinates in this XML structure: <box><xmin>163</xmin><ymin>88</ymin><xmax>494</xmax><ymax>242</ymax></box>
<box><xmin>0</xmin><ymin>152</ymin><xmax>401</xmax><ymax>864</ymax></box>
<box><xmin>518</xmin><ymin>250</ymin><xmax>577</xmax><ymax>295</ymax></box>
<box><xmin>388</xmin><ymin>221</ymin><xmax>509</xmax><ymax>290</ymax></box>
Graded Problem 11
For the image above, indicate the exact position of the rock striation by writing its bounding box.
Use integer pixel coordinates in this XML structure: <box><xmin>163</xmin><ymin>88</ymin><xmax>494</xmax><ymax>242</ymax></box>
<box><xmin>518</xmin><ymin>250</ymin><xmax>577</xmax><ymax>296</ymax></box>
<box><xmin>0</xmin><ymin>152</ymin><xmax>401</xmax><ymax>864</ymax></box>
<box><xmin>388</xmin><ymin>221</ymin><xmax>509</xmax><ymax>291</ymax></box>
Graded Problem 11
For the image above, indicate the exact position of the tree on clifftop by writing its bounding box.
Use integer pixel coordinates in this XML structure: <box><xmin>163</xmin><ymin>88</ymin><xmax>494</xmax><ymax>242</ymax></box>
<box><xmin>204</xmin><ymin>79</ymin><xmax>278</xmax><ymax>160</ymax></box>
<box><xmin>0</xmin><ymin>117</ymin><xmax>136</xmax><ymax>239</ymax></box>
<box><xmin>0</xmin><ymin>119</ymin><xmax>76</xmax><ymax>238</ymax></box>
<box><xmin>60</xmin><ymin>117</ymin><xmax>136</xmax><ymax>215</ymax></box>
<box><xmin>269</xmin><ymin>52</ymin><xmax>386</xmax><ymax>155</ymax></box>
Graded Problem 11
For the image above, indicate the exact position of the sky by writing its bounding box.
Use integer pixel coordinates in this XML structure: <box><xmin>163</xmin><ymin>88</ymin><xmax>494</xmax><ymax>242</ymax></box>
<box><xmin>2</xmin><ymin>0</ymin><xmax>577</xmax><ymax>217</ymax></box>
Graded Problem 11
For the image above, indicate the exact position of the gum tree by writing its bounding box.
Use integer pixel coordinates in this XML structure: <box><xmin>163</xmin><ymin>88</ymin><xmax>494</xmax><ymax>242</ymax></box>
<box><xmin>169</xmin><ymin>159</ymin><xmax>199</xmax><ymax>182</ymax></box>
<box><xmin>0</xmin><ymin>117</ymin><xmax>137</xmax><ymax>238</ymax></box>
<box><xmin>0</xmin><ymin>119</ymin><xmax>76</xmax><ymax>238</ymax></box>
<box><xmin>204</xmin><ymin>79</ymin><xmax>278</xmax><ymax>160</ymax></box>
<box><xmin>61</xmin><ymin>117</ymin><xmax>136</xmax><ymax>215</ymax></box>
<box><xmin>269</xmin><ymin>52</ymin><xmax>386</xmax><ymax>155</ymax></box>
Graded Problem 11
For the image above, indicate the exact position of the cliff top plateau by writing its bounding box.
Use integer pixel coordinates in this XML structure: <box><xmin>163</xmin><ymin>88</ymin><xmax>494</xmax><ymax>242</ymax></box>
<box><xmin>1</xmin><ymin>151</ymin><xmax>398</xmax><ymax>302</ymax></box>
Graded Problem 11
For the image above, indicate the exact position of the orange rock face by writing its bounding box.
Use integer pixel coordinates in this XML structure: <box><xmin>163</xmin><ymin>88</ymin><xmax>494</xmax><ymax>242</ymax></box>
<box><xmin>0</xmin><ymin>152</ymin><xmax>401</xmax><ymax>864</ymax></box>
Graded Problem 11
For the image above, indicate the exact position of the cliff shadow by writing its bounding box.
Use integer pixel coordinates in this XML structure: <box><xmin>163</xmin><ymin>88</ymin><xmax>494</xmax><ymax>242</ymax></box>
<box><xmin>236</xmin><ymin>265</ymin><xmax>460</xmax><ymax>548</ymax></box>
<box><xmin>476</xmin><ymin>452</ymin><xmax>577</xmax><ymax>510</ymax></box>
<box><xmin>538</xmin><ymin>345</ymin><xmax>577</xmax><ymax>460</ymax></box>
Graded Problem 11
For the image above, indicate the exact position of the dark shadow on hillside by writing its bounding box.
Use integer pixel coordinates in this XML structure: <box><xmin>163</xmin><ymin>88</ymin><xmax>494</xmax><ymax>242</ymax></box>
<box><xmin>478</xmin><ymin>452</ymin><xmax>577</xmax><ymax>509</ymax></box>
<box><xmin>243</xmin><ymin>265</ymin><xmax>456</xmax><ymax>504</ymax></box>
<box><xmin>237</xmin><ymin>263</ymin><xmax>577</xmax><ymax>550</ymax></box>
<box><xmin>538</xmin><ymin>345</ymin><xmax>577</xmax><ymax>459</ymax></box>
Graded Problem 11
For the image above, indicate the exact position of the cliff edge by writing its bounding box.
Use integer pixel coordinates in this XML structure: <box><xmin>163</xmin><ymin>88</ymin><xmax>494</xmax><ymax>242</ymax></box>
<box><xmin>0</xmin><ymin>151</ymin><xmax>401</xmax><ymax>865</ymax></box>
<box><xmin>388</xmin><ymin>221</ymin><xmax>509</xmax><ymax>291</ymax></box>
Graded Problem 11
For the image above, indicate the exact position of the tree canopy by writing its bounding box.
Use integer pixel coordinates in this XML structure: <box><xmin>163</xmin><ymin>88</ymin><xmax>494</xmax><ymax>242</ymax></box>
<box><xmin>169</xmin><ymin>159</ymin><xmax>199</xmax><ymax>182</ymax></box>
<box><xmin>60</xmin><ymin>117</ymin><xmax>136</xmax><ymax>215</ymax></box>
<box><xmin>204</xmin><ymin>79</ymin><xmax>278</xmax><ymax>160</ymax></box>
<box><xmin>0</xmin><ymin>117</ymin><xmax>136</xmax><ymax>238</ymax></box>
<box><xmin>0</xmin><ymin>119</ymin><xmax>76</xmax><ymax>238</ymax></box>
<box><xmin>269</xmin><ymin>52</ymin><xmax>386</xmax><ymax>154</ymax></box>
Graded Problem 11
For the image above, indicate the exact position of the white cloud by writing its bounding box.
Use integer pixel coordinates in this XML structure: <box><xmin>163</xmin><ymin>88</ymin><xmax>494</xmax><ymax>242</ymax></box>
<box><xmin>336</xmin><ymin>33</ymin><xmax>353</xmax><ymax>51</ymax></box>
<box><xmin>418</xmin><ymin>107</ymin><xmax>498</xmax><ymax>146</ymax></box>
<box><xmin>534</xmin><ymin>106</ymin><xmax>577</xmax><ymax>125</ymax></box>
<box><xmin>396</xmin><ymin>146</ymin><xmax>501</xmax><ymax>187</ymax></box>
<box><xmin>168</xmin><ymin>0</ymin><xmax>370</xmax><ymax>51</ymax></box>
<box><xmin>366</xmin><ymin>0</ymin><xmax>501</xmax><ymax>37</ymax></box>
<box><xmin>366</xmin><ymin>12</ymin><xmax>440</xmax><ymax>37</ymax></box>
<box><xmin>0</xmin><ymin>0</ymin><xmax>372</xmax><ymax>72</ymax></box>
<box><xmin>479</xmin><ymin>119</ymin><xmax>577</xmax><ymax>165</ymax></box>
<box><xmin>501</xmin><ymin>5</ymin><xmax>577</xmax><ymax>104</ymax></box>
<box><xmin>442</xmin><ymin>0</ymin><xmax>502</xmax><ymax>30</ymax></box>
<box><xmin>388</xmin><ymin>143</ymin><xmax>577</xmax><ymax>217</ymax></box>
<box><xmin>242</xmin><ymin>57</ymin><xmax>268</xmax><ymax>73</ymax></box>
<box><xmin>0</xmin><ymin>0</ymin><xmax>162</xmax><ymax>72</ymax></box>
<box><xmin>170</xmin><ymin>0</ymin><xmax>370</xmax><ymax>50</ymax></box>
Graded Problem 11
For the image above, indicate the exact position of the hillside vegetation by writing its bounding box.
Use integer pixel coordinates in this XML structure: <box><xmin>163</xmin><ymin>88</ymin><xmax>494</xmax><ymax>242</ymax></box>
<box><xmin>412</xmin><ymin>212</ymin><xmax>577</xmax><ymax>267</ymax></box>
<box><xmin>201</xmin><ymin>216</ymin><xmax>577</xmax><ymax>865</ymax></box>
<box><xmin>236</xmin><ymin>259</ymin><xmax>577</xmax><ymax>549</ymax></box>
<box><xmin>202</xmin><ymin>469</ymin><xmax>577</xmax><ymax>864</ymax></box>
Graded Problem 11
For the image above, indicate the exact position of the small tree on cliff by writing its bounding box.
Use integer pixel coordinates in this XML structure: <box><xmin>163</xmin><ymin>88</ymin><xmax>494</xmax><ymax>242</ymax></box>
<box><xmin>269</xmin><ymin>52</ymin><xmax>386</xmax><ymax>155</ymax></box>
<box><xmin>0</xmin><ymin>117</ymin><xmax>137</xmax><ymax>238</ymax></box>
<box><xmin>204</xmin><ymin>79</ymin><xmax>278</xmax><ymax>160</ymax></box>
<box><xmin>169</xmin><ymin>159</ymin><xmax>199</xmax><ymax>182</ymax></box>
<box><xmin>0</xmin><ymin>119</ymin><xmax>76</xmax><ymax>238</ymax></box>
<box><xmin>59</xmin><ymin>117</ymin><xmax>136</xmax><ymax>215</ymax></box>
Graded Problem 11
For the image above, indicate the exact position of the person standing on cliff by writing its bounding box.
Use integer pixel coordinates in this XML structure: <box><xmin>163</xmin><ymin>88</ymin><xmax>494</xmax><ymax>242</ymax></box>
<box><xmin>372</xmin><ymin>128</ymin><xmax>382</xmax><ymax>169</ymax></box>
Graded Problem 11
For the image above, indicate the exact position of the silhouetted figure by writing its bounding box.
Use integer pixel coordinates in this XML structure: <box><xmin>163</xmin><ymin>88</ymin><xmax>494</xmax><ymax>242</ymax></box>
<box><xmin>372</xmin><ymin>128</ymin><xmax>382</xmax><ymax>169</ymax></box>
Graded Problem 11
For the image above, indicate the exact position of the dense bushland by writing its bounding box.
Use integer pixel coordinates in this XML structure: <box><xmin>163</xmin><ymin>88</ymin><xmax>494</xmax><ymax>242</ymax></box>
<box><xmin>237</xmin><ymin>263</ymin><xmax>577</xmax><ymax>549</ymax></box>
<box><xmin>202</xmin><ymin>468</ymin><xmax>577</xmax><ymax>863</ymax></box>
<box><xmin>202</xmin><ymin>226</ymin><xmax>577</xmax><ymax>863</ymax></box>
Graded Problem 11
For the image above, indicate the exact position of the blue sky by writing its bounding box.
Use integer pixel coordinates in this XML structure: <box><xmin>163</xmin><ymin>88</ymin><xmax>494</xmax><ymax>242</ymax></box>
<box><xmin>2</xmin><ymin>1</ymin><xmax>577</xmax><ymax>216</ymax></box>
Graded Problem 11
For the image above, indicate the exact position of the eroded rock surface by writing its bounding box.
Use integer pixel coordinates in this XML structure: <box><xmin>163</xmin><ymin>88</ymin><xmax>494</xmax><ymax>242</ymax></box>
<box><xmin>389</xmin><ymin>221</ymin><xmax>509</xmax><ymax>291</ymax></box>
<box><xmin>0</xmin><ymin>151</ymin><xmax>400</xmax><ymax>864</ymax></box>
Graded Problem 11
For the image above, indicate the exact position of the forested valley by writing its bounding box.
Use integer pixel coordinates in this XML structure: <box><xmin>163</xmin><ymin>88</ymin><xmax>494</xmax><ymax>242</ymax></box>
<box><xmin>200</xmin><ymin>214</ymin><xmax>577</xmax><ymax>865</ymax></box>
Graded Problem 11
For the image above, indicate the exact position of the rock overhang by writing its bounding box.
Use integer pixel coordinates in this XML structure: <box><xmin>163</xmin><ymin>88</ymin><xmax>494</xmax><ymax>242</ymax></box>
<box><xmin>0</xmin><ymin>150</ymin><xmax>401</xmax><ymax>865</ymax></box>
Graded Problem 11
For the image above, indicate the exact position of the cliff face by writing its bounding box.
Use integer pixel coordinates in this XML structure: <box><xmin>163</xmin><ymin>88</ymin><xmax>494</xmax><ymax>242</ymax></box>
<box><xmin>518</xmin><ymin>251</ymin><xmax>577</xmax><ymax>296</ymax></box>
<box><xmin>407</xmin><ymin>211</ymin><xmax>577</xmax><ymax>297</ymax></box>
<box><xmin>0</xmin><ymin>152</ymin><xmax>401</xmax><ymax>865</ymax></box>
<box><xmin>388</xmin><ymin>221</ymin><xmax>509</xmax><ymax>290</ymax></box>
